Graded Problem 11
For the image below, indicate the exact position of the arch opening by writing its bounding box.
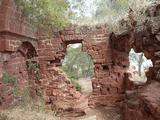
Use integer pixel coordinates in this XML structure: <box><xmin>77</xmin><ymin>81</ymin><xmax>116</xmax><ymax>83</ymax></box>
<box><xmin>62</xmin><ymin>43</ymin><xmax>94</xmax><ymax>94</ymax></box>
<box><xmin>18</xmin><ymin>41</ymin><xmax>38</xmax><ymax>59</ymax></box>
<box><xmin>17</xmin><ymin>41</ymin><xmax>40</xmax><ymax>85</ymax></box>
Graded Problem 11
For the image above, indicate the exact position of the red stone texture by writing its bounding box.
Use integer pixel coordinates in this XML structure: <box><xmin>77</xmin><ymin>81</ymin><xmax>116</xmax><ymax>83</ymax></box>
<box><xmin>123</xmin><ymin>82</ymin><xmax>160</xmax><ymax>120</ymax></box>
<box><xmin>0</xmin><ymin>0</ymin><xmax>36</xmax><ymax>38</ymax></box>
<box><xmin>0</xmin><ymin>0</ymin><xmax>160</xmax><ymax>119</ymax></box>
<box><xmin>40</xmin><ymin>67</ymin><xmax>85</xmax><ymax>116</ymax></box>
<box><xmin>111</xmin><ymin>2</ymin><xmax>160</xmax><ymax>120</ymax></box>
<box><xmin>37</xmin><ymin>24</ymin><xmax>126</xmax><ymax>109</ymax></box>
<box><xmin>0</xmin><ymin>0</ymin><xmax>37</xmax><ymax>109</ymax></box>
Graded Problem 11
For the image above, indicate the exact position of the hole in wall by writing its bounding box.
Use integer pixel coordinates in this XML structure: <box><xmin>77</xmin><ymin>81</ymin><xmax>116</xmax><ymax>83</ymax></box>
<box><xmin>102</xmin><ymin>65</ymin><xmax>109</xmax><ymax>71</ymax></box>
<box><xmin>123</xmin><ymin>65</ymin><xmax>127</xmax><ymax>68</ymax></box>
<box><xmin>128</xmin><ymin>48</ymin><xmax>153</xmax><ymax>85</ymax></box>
<box><xmin>49</xmin><ymin>60</ymin><xmax>54</xmax><ymax>64</ymax></box>
<box><xmin>118</xmin><ymin>73</ymin><xmax>121</xmax><ymax>77</ymax></box>
<box><xmin>62</xmin><ymin>43</ymin><xmax>94</xmax><ymax>95</ymax></box>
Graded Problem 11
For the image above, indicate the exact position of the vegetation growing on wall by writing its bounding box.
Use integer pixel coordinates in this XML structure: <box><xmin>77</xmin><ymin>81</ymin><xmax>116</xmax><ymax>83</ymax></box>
<box><xmin>13</xmin><ymin>0</ymin><xmax>155</xmax><ymax>32</ymax></box>
<box><xmin>27</xmin><ymin>62</ymin><xmax>41</xmax><ymax>81</ymax></box>
<box><xmin>69</xmin><ymin>0</ymin><xmax>155</xmax><ymax>28</ymax></box>
<box><xmin>2</xmin><ymin>72</ymin><xmax>18</xmax><ymax>87</ymax></box>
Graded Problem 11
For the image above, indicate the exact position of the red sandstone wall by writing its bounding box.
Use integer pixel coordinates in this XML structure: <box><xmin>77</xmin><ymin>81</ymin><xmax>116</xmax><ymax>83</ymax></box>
<box><xmin>0</xmin><ymin>0</ymin><xmax>125</xmax><ymax>111</ymax></box>
<box><xmin>110</xmin><ymin>3</ymin><xmax>160</xmax><ymax>120</ymax></box>
<box><xmin>0</xmin><ymin>0</ymin><xmax>37</xmax><ymax>108</ymax></box>
<box><xmin>82</xmin><ymin>27</ymin><xmax>126</xmax><ymax>107</ymax></box>
<box><xmin>63</xmin><ymin>26</ymin><xmax>126</xmax><ymax>108</ymax></box>
<box><xmin>0</xmin><ymin>0</ymin><xmax>36</xmax><ymax>38</ymax></box>
<box><xmin>38</xmin><ymin>25</ymin><xmax>127</xmax><ymax>110</ymax></box>
<box><xmin>0</xmin><ymin>1</ymin><xmax>159</xmax><ymax>119</ymax></box>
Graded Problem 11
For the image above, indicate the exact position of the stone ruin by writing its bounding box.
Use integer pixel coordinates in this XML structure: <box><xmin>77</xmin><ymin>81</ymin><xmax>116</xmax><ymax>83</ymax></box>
<box><xmin>0</xmin><ymin>0</ymin><xmax>160</xmax><ymax>119</ymax></box>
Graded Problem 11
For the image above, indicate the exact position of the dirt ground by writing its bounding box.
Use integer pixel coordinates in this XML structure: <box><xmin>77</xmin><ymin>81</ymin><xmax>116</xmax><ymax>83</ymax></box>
<box><xmin>73</xmin><ymin>78</ymin><xmax>122</xmax><ymax>120</ymax></box>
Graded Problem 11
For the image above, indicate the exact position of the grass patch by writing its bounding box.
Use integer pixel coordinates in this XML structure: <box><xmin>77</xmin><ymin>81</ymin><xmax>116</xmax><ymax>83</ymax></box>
<box><xmin>0</xmin><ymin>107</ymin><xmax>61</xmax><ymax>120</ymax></box>
<box><xmin>2</xmin><ymin>72</ymin><xmax>18</xmax><ymax>87</ymax></box>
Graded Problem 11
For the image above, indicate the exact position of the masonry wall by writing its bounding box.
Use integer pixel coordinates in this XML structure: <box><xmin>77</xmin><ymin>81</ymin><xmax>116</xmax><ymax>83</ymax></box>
<box><xmin>110</xmin><ymin>3</ymin><xmax>160</xmax><ymax>120</ymax></box>
<box><xmin>0</xmin><ymin>0</ymin><xmax>160</xmax><ymax>119</ymax></box>
<box><xmin>37</xmin><ymin>25</ymin><xmax>128</xmax><ymax>110</ymax></box>
<box><xmin>0</xmin><ymin>0</ymin><xmax>125</xmax><ymax>111</ymax></box>
<box><xmin>0</xmin><ymin>0</ymin><xmax>37</xmax><ymax>108</ymax></box>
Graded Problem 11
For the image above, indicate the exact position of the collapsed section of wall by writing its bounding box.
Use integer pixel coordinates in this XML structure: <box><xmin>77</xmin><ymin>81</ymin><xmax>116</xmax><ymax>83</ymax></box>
<box><xmin>110</xmin><ymin>2</ymin><xmax>160</xmax><ymax>119</ymax></box>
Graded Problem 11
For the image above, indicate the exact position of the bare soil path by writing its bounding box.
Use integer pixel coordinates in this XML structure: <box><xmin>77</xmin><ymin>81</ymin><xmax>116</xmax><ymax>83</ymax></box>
<box><xmin>72</xmin><ymin>78</ymin><xmax>122</xmax><ymax>120</ymax></box>
<box><xmin>78</xmin><ymin>78</ymin><xmax>93</xmax><ymax>95</ymax></box>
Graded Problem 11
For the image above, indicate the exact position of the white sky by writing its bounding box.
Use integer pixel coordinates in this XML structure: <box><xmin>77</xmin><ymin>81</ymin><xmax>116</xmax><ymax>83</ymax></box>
<box><xmin>68</xmin><ymin>43</ymin><xmax>82</xmax><ymax>48</ymax></box>
<box><xmin>68</xmin><ymin>0</ymin><xmax>97</xmax><ymax>17</ymax></box>
<box><xmin>83</xmin><ymin>0</ymin><xmax>97</xmax><ymax>17</ymax></box>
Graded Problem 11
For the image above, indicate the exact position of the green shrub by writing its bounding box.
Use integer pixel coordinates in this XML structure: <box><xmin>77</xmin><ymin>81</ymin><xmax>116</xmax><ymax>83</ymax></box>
<box><xmin>2</xmin><ymin>73</ymin><xmax>18</xmax><ymax>87</ymax></box>
<box><xmin>27</xmin><ymin>62</ymin><xmax>41</xmax><ymax>81</ymax></box>
<box><xmin>0</xmin><ymin>97</ymin><xmax>3</xmax><ymax>105</ymax></box>
<box><xmin>14</xmin><ymin>0</ymin><xmax>70</xmax><ymax>31</ymax></box>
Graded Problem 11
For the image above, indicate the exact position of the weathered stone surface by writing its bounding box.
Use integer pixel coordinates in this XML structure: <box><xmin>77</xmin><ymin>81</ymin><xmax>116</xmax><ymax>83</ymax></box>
<box><xmin>140</xmin><ymin>82</ymin><xmax>160</xmax><ymax>120</ymax></box>
<box><xmin>0</xmin><ymin>0</ymin><xmax>160</xmax><ymax>119</ymax></box>
<box><xmin>123</xmin><ymin>82</ymin><xmax>160</xmax><ymax>120</ymax></box>
<box><xmin>154</xmin><ymin>51</ymin><xmax>160</xmax><ymax>57</ymax></box>
<box><xmin>155</xmin><ymin>32</ymin><xmax>160</xmax><ymax>42</ymax></box>
<box><xmin>0</xmin><ymin>0</ymin><xmax>38</xmax><ymax>109</ymax></box>
<box><xmin>110</xmin><ymin>2</ymin><xmax>160</xmax><ymax>120</ymax></box>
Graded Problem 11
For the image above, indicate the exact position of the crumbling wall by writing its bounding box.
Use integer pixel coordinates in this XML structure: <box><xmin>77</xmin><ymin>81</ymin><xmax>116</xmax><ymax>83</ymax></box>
<box><xmin>0</xmin><ymin>0</ymin><xmax>126</xmax><ymax>112</ymax></box>
<box><xmin>0</xmin><ymin>1</ymin><xmax>160</xmax><ymax>119</ymax></box>
<box><xmin>37</xmin><ymin>24</ymin><xmax>128</xmax><ymax>112</ymax></box>
<box><xmin>0</xmin><ymin>0</ymin><xmax>38</xmax><ymax>108</ymax></box>
<box><xmin>110</xmin><ymin>2</ymin><xmax>160</xmax><ymax>120</ymax></box>
<box><xmin>80</xmin><ymin>26</ymin><xmax>125</xmax><ymax>108</ymax></box>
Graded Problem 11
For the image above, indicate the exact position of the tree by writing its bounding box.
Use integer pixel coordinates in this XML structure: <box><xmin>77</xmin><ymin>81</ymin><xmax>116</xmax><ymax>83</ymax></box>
<box><xmin>138</xmin><ymin>54</ymin><xmax>144</xmax><ymax>76</ymax></box>
<box><xmin>62</xmin><ymin>46</ymin><xmax>94</xmax><ymax>80</ymax></box>
<box><xmin>14</xmin><ymin>0</ymin><xmax>71</xmax><ymax>31</ymax></box>
<box><xmin>94</xmin><ymin>0</ymin><xmax>129</xmax><ymax>20</ymax></box>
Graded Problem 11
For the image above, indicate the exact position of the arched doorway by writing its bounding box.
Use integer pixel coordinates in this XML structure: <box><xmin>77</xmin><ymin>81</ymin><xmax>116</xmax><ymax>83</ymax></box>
<box><xmin>62</xmin><ymin>43</ymin><xmax>94</xmax><ymax>95</ymax></box>
<box><xmin>18</xmin><ymin>41</ymin><xmax>38</xmax><ymax>59</ymax></box>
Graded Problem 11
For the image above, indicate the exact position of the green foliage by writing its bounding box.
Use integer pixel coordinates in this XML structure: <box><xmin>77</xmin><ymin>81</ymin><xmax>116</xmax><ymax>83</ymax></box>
<box><xmin>62</xmin><ymin>45</ymin><xmax>94</xmax><ymax>80</ymax></box>
<box><xmin>2</xmin><ymin>72</ymin><xmax>18</xmax><ymax>87</ymax></box>
<box><xmin>69</xmin><ymin>0</ymin><xmax>86</xmax><ymax>18</ymax></box>
<box><xmin>14</xmin><ymin>0</ymin><xmax>71</xmax><ymax>31</ymax></box>
<box><xmin>70</xmin><ymin>0</ymin><xmax>154</xmax><ymax>26</ymax></box>
<box><xmin>94</xmin><ymin>0</ymin><xmax>129</xmax><ymax>20</ymax></box>
<box><xmin>27</xmin><ymin>62</ymin><xmax>41</xmax><ymax>81</ymax></box>
<box><xmin>70</xmin><ymin>79</ymin><xmax>81</xmax><ymax>91</ymax></box>
<box><xmin>62</xmin><ymin>45</ymin><xmax>94</xmax><ymax>91</ymax></box>
<box><xmin>28</xmin><ymin>62</ymin><xmax>39</xmax><ymax>70</ymax></box>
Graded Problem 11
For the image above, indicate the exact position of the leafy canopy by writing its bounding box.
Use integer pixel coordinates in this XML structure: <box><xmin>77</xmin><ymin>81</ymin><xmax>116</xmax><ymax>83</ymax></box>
<box><xmin>15</xmin><ymin>0</ymin><xmax>71</xmax><ymax>30</ymax></box>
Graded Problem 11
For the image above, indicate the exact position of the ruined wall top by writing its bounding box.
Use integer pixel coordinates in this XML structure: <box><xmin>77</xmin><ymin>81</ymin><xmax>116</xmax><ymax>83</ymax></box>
<box><xmin>0</xmin><ymin>0</ymin><xmax>36</xmax><ymax>39</ymax></box>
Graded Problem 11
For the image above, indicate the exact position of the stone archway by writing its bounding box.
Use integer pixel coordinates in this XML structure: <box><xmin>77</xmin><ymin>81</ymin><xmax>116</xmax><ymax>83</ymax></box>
<box><xmin>17</xmin><ymin>41</ymin><xmax>39</xmax><ymax>98</ymax></box>
<box><xmin>61</xmin><ymin>43</ymin><xmax>94</xmax><ymax>95</ymax></box>
<box><xmin>18</xmin><ymin>41</ymin><xmax>38</xmax><ymax>59</ymax></box>
<box><xmin>0</xmin><ymin>41</ymin><xmax>38</xmax><ymax>108</ymax></box>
